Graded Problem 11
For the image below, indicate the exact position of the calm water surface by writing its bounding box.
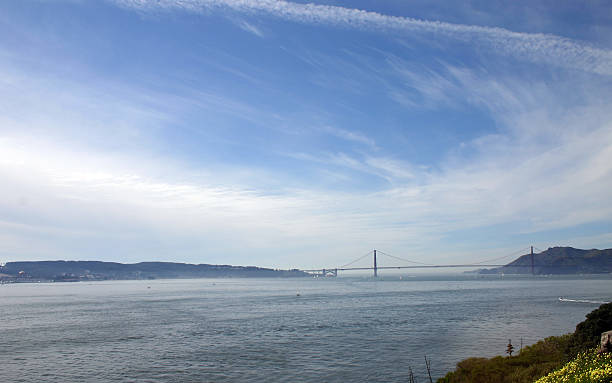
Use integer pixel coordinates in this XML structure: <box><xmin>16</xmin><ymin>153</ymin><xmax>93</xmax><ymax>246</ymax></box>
<box><xmin>1</xmin><ymin>275</ymin><xmax>611</xmax><ymax>382</ymax></box>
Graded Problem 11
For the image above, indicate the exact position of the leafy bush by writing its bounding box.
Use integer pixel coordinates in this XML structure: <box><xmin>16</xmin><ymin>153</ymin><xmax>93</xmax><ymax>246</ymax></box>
<box><xmin>568</xmin><ymin>303</ymin><xmax>612</xmax><ymax>356</ymax></box>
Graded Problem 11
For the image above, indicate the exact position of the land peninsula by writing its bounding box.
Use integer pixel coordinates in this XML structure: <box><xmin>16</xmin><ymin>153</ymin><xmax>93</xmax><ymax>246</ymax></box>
<box><xmin>478</xmin><ymin>246</ymin><xmax>612</xmax><ymax>275</ymax></box>
<box><xmin>0</xmin><ymin>260</ymin><xmax>307</xmax><ymax>282</ymax></box>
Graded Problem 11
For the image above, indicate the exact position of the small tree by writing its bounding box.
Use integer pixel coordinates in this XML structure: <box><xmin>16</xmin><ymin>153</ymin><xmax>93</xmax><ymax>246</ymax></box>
<box><xmin>407</xmin><ymin>366</ymin><xmax>416</xmax><ymax>383</ymax></box>
<box><xmin>506</xmin><ymin>339</ymin><xmax>515</xmax><ymax>356</ymax></box>
<box><xmin>424</xmin><ymin>355</ymin><xmax>433</xmax><ymax>383</ymax></box>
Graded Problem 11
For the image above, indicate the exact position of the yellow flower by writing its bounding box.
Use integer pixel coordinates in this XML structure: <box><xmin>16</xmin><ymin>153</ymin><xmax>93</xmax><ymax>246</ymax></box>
<box><xmin>535</xmin><ymin>349</ymin><xmax>612</xmax><ymax>383</ymax></box>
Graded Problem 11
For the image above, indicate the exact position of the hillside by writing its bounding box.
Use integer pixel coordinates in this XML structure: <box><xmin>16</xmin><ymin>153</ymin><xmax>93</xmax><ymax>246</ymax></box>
<box><xmin>0</xmin><ymin>260</ymin><xmax>307</xmax><ymax>281</ymax></box>
<box><xmin>479</xmin><ymin>247</ymin><xmax>612</xmax><ymax>275</ymax></box>
<box><xmin>438</xmin><ymin>302</ymin><xmax>612</xmax><ymax>383</ymax></box>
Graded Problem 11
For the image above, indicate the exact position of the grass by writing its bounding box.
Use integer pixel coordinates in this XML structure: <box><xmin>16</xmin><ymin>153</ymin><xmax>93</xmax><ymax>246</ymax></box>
<box><xmin>437</xmin><ymin>335</ymin><xmax>572</xmax><ymax>383</ymax></box>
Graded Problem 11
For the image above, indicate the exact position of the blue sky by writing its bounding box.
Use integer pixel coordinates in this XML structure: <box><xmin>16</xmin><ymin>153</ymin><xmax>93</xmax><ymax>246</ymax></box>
<box><xmin>1</xmin><ymin>0</ymin><xmax>611</xmax><ymax>269</ymax></box>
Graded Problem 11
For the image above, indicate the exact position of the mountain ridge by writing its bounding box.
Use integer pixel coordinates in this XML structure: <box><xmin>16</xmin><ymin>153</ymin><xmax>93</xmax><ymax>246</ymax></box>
<box><xmin>0</xmin><ymin>260</ymin><xmax>308</xmax><ymax>281</ymax></box>
<box><xmin>479</xmin><ymin>246</ymin><xmax>612</xmax><ymax>274</ymax></box>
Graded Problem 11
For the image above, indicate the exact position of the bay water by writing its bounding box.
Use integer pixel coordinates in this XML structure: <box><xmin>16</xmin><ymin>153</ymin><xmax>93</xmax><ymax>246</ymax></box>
<box><xmin>2</xmin><ymin>275</ymin><xmax>611</xmax><ymax>382</ymax></box>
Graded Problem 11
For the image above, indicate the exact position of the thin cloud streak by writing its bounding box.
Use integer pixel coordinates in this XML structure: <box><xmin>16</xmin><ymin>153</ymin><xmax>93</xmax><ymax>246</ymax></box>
<box><xmin>319</xmin><ymin>126</ymin><xmax>378</xmax><ymax>150</ymax></box>
<box><xmin>115</xmin><ymin>0</ymin><xmax>612</xmax><ymax>76</ymax></box>
<box><xmin>236</xmin><ymin>19</ymin><xmax>265</xmax><ymax>37</ymax></box>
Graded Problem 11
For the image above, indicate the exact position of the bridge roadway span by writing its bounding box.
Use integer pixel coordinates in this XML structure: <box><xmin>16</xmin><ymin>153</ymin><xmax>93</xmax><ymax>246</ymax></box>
<box><xmin>303</xmin><ymin>264</ymin><xmax>507</xmax><ymax>272</ymax></box>
<box><xmin>302</xmin><ymin>247</ymin><xmax>541</xmax><ymax>276</ymax></box>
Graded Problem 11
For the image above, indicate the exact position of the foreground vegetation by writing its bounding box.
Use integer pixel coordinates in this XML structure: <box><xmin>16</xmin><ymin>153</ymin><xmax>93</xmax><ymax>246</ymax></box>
<box><xmin>438</xmin><ymin>302</ymin><xmax>612</xmax><ymax>383</ymax></box>
<box><xmin>535</xmin><ymin>349</ymin><xmax>612</xmax><ymax>383</ymax></box>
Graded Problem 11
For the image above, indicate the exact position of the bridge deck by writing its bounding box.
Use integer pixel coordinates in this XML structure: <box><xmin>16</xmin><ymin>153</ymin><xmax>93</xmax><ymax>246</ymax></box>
<box><xmin>302</xmin><ymin>264</ymin><xmax>509</xmax><ymax>272</ymax></box>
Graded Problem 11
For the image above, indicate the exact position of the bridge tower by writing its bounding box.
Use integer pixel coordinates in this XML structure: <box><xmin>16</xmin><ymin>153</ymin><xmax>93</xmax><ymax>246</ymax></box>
<box><xmin>530</xmin><ymin>246</ymin><xmax>534</xmax><ymax>275</ymax></box>
<box><xmin>373</xmin><ymin>249</ymin><xmax>378</xmax><ymax>277</ymax></box>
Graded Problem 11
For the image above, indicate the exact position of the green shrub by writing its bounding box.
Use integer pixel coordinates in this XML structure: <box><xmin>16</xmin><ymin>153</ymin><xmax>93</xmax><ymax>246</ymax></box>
<box><xmin>568</xmin><ymin>303</ymin><xmax>612</xmax><ymax>356</ymax></box>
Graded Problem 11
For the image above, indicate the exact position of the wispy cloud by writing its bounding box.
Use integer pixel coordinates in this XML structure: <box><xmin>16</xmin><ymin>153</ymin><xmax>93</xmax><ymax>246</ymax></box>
<box><xmin>288</xmin><ymin>151</ymin><xmax>417</xmax><ymax>183</ymax></box>
<box><xmin>319</xmin><ymin>126</ymin><xmax>377</xmax><ymax>149</ymax></box>
<box><xmin>235</xmin><ymin>19</ymin><xmax>264</xmax><ymax>37</ymax></box>
<box><xmin>385</xmin><ymin>58</ymin><xmax>463</xmax><ymax>109</ymax></box>
<box><xmin>365</xmin><ymin>157</ymin><xmax>414</xmax><ymax>180</ymax></box>
<box><xmin>114</xmin><ymin>0</ymin><xmax>612</xmax><ymax>76</ymax></box>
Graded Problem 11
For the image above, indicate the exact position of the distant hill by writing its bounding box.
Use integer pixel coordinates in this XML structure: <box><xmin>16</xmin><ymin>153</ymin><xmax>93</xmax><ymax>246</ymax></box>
<box><xmin>479</xmin><ymin>247</ymin><xmax>612</xmax><ymax>275</ymax></box>
<box><xmin>0</xmin><ymin>260</ymin><xmax>308</xmax><ymax>281</ymax></box>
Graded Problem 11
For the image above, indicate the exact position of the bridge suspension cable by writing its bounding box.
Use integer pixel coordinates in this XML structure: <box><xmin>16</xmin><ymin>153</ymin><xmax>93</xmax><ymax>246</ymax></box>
<box><xmin>374</xmin><ymin>250</ymin><xmax>433</xmax><ymax>266</ymax></box>
<box><xmin>338</xmin><ymin>250</ymin><xmax>374</xmax><ymax>269</ymax></box>
<box><xmin>469</xmin><ymin>247</ymin><xmax>531</xmax><ymax>265</ymax></box>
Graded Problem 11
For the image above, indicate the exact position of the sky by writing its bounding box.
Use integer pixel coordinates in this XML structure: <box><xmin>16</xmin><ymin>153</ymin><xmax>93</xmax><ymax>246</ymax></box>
<box><xmin>1</xmin><ymin>0</ymin><xmax>611</xmax><ymax>269</ymax></box>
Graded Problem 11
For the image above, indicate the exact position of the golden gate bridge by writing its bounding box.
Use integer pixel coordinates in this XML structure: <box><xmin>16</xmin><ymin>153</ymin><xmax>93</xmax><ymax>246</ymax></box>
<box><xmin>302</xmin><ymin>246</ymin><xmax>544</xmax><ymax>277</ymax></box>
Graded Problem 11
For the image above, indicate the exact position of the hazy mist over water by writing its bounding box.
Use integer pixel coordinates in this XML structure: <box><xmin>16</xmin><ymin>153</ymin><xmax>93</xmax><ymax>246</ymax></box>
<box><xmin>2</xmin><ymin>276</ymin><xmax>611</xmax><ymax>382</ymax></box>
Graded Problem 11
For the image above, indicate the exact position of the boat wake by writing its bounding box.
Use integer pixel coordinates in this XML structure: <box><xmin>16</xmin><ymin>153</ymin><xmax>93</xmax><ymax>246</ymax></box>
<box><xmin>558</xmin><ymin>297</ymin><xmax>608</xmax><ymax>304</ymax></box>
